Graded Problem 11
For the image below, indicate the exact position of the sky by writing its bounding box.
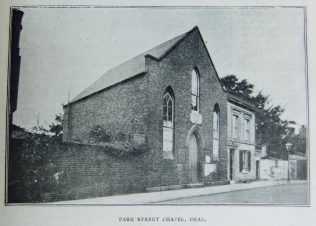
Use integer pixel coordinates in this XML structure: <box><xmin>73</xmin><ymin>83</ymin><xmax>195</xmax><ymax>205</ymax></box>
<box><xmin>12</xmin><ymin>7</ymin><xmax>307</xmax><ymax>129</ymax></box>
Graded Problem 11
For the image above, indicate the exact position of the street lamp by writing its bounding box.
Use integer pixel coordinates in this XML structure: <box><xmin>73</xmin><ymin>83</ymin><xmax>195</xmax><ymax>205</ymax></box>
<box><xmin>285</xmin><ymin>142</ymin><xmax>293</xmax><ymax>183</ymax></box>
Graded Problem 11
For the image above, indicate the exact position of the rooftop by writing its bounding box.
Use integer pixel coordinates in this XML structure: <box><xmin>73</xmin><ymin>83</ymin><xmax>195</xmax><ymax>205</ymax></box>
<box><xmin>227</xmin><ymin>93</ymin><xmax>256</xmax><ymax>111</ymax></box>
<box><xmin>70</xmin><ymin>27</ymin><xmax>198</xmax><ymax>104</ymax></box>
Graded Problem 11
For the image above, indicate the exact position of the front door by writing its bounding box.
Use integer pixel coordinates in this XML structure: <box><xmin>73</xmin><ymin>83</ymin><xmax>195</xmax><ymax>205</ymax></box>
<box><xmin>189</xmin><ymin>134</ymin><xmax>198</xmax><ymax>183</ymax></box>
<box><xmin>256</xmin><ymin>160</ymin><xmax>260</xmax><ymax>179</ymax></box>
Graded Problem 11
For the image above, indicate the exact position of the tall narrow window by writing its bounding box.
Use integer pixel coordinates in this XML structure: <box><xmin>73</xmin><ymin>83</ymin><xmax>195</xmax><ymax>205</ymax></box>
<box><xmin>163</xmin><ymin>90</ymin><xmax>174</xmax><ymax>159</ymax></box>
<box><xmin>191</xmin><ymin>69</ymin><xmax>199</xmax><ymax>112</ymax></box>
<box><xmin>239</xmin><ymin>151</ymin><xmax>243</xmax><ymax>172</ymax></box>
<box><xmin>248</xmin><ymin>152</ymin><xmax>251</xmax><ymax>171</ymax></box>
<box><xmin>233</xmin><ymin>115</ymin><xmax>239</xmax><ymax>139</ymax></box>
<box><xmin>239</xmin><ymin>150</ymin><xmax>251</xmax><ymax>172</ymax></box>
<box><xmin>213</xmin><ymin>104</ymin><xmax>220</xmax><ymax>160</ymax></box>
<box><xmin>244</xmin><ymin>118</ymin><xmax>250</xmax><ymax>141</ymax></box>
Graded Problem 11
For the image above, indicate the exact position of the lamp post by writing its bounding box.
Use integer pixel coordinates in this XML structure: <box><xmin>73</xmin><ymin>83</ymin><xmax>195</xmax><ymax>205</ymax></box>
<box><xmin>285</xmin><ymin>142</ymin><xmax>293</xmax><ymax>183</ymax></box>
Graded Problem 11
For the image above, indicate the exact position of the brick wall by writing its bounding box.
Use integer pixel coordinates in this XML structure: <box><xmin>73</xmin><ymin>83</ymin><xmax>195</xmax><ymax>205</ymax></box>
<box><xmin>52</xmin><ymin>142</ymin><xmax>149</xmax><ymax>201</ymax></box>
<box><xmin>63</xmin><ymin>74</ymin><xmax>148</xmax><ymax>144</ymax></box>
<box><xmin>145</xmin><ymin>28</ymin><xmax>228</xmax><ymax>187</ymax></box>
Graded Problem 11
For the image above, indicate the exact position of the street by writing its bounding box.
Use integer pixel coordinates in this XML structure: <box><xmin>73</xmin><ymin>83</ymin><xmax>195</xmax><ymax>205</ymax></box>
<box><xmin>156</xmin><ymin>183</ymin><xmax>308</xmax><ymax>205</ymax></box>
<box><xmin>54</xmin><ymin>180</ymin><xmax>308</xmax><ymax>205</ymax></box>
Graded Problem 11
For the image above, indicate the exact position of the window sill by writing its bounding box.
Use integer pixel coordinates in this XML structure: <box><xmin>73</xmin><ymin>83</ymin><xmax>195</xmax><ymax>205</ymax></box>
<box><xmin>163</xmin><ymin>151</ymin><xmax>174</xmax><ymax>160</ymax></box>
<box><xmin>190</xmin><ymin>111</ymin><xmax>202</xmax><ymax>124</ymax></box>
<box><xmin>228</xmin><ymin>138</ymin><xmax>255</xmax><ymax>146</ymax></box>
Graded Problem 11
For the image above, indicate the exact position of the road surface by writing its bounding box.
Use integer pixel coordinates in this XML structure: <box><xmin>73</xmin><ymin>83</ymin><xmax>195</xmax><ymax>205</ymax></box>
<box><xmin>157</xmin><ymin>183</ymin><xmax>308</xmax><ymax>205</ymax></box>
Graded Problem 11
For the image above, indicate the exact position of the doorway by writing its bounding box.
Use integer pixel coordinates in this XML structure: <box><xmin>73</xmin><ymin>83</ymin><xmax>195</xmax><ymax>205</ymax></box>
<box><xmin>189</xmin><ymin>134</ymin><xmax>198</xmax><ymax>183</ymax></box>
<box><xmin>229</xmin><ymin>149</ymin><xmax>234</xmax><ymax>180</ymax></box>
<box><xmin>256</xmin><ymin>160</ymin><xmax>260</xmax><ymax>179</ymax></box>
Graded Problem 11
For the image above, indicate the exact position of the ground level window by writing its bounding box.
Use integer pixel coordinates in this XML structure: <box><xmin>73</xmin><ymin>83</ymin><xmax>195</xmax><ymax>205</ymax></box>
<box><xmin>239</xmin><ymin>150</ymin><xmax>251</xmax><ymax>172</ymax></box>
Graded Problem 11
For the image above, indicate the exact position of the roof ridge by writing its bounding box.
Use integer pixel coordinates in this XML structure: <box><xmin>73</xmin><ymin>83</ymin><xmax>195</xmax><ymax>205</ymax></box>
<box><xmin>69</xmin><ymin>27</ymin><xmax>198</xmax><ymax>104</ymax></box>
<box><xmin>145</xmin><ymin>26</ymin><xmax>197</xmax><ymax>60</ymax></box>
<box><xmin>101</xmin><ymin>27</ymin><xmax>192</xmax><ymax>74</ymax></box>
<box><xmin>227</xmin><ymin>93</ymin><xmax>256</xmax><ymax>110</ymax></box>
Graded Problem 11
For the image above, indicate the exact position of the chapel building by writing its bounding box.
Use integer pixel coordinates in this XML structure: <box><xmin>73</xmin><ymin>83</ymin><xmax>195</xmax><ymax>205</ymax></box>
<box><xmin>63</xmin><ymin>26</ymin><xmax>255</xmax><ymax>189</ymax></box>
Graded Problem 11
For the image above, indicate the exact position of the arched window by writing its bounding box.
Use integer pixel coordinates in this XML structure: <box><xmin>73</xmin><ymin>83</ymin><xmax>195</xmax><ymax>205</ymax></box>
<box><xmin>163</xmin><ymin>89</ymin><xmax>174</xmax><ymax>159</ymax></box>
<box><xmin>191</xmin><ymin>69</ymin><xmax>200</xmax><ymax>112</ymax></box>
<box><xmin>213</xmin><ymin>104</ymin><xmax>220</xmax><ymax>160</ymax></box>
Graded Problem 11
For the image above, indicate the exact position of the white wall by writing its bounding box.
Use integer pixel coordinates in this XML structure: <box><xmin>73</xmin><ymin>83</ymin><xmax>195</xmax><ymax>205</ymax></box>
<box><xmin>226</xmin><ymin>102</ymin><xmax>256</xmax><ymax>144</ymax></box>
<box><xmin>260</xmin><ymin>159</ymin><xmax>288</xmax><ymax>180</ymax></box>
<box><xmin>231</xmin><ymin>145</ymin><xmax>256</xmax><ymax>181</ymax></box>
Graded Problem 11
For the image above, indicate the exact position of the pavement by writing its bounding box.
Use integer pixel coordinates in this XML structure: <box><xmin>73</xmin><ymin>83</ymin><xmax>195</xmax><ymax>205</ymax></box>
<box><xmin>159</xmin><ymin>183</ymin><xmax>308</xmax><ymax>204</ymax></box>
<box><xmin>53</xmin><ymin>180</ymin><xmax>307</xmax><ymax>205</ymax></box>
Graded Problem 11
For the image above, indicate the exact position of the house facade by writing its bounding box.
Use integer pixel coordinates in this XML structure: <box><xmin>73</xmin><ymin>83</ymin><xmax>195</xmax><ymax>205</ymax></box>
<box><xmin>63</xmin><ymin>26</ymin><xmax>230</xmax><ymax>190</ymax></box>
<box><xmin>226</xmin><ymin>94</ymin><xmax>256</xmax><ymax>182</ymax></box>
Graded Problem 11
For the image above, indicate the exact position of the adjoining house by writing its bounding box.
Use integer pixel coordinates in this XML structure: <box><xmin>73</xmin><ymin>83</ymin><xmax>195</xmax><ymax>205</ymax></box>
<box><xmin>226</xmin><ymin>94</ymin><xmax>256</xmax><ymax>182</ymax></box>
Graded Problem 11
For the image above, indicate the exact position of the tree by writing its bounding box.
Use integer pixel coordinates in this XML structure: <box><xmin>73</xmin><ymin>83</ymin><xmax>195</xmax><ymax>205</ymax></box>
<box><xmin>220</xmin><ymin>75</ymin><xmax>290</xmax><ymax>159</ymax></box>
<box><xmin>220</xmin><ymin>75</ymin><xmax>254</xmax><ymax>100</ymax></box>
<box><xmin>49</xmin><ymin>113</ymin><xmax>64</xmax><ymax>138</ymax></box>
<box><xmin>31</xmin><ymin>113</ymin><xmax>64</xmax><ymax>139</ymax></box>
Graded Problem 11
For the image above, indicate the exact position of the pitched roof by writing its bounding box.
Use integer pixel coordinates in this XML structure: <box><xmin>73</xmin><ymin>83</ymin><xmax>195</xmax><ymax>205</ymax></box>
<box><xmin>70</xmin><ymin>27</ymin><xmax>195</xmax><ymax>104</ymax></box>
<box><xmin>227</xmin><ymin>93</ymin><xmax>256</xmax><ymax>112</ymax></box>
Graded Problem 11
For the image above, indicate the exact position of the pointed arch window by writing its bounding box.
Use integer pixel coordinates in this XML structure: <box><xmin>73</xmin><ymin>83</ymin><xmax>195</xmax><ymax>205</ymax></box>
<box><xmin>163</xmin><ymin>90</ymin><xmax>174</xmax><ymax>159</ymax></box>
<box><xmin>213</xmin><ymin>104</ymin><xmax>220</xmax><ymax>160</ymax></box>
<box><xmin>191</xmin><ymin>69</ymin><xmax>200</xmax><ymax>112</ymax></box>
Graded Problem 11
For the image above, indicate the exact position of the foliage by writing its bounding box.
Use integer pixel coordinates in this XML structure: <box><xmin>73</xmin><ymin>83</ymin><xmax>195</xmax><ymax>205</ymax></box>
<box><xmin>220</xmin><ymin>75</ymin><xmax>255</xmax><ymax>100</ymax></box>
<box><xmin>31</xmin><ymin>113</ymin><xmax>64</xmax><ymax>141</ymax></box>
<box><xmin>89</xmin><ymin>125</ymin><xmax>112</xmax><ymax>142</ymax></box>
<box><xmin>9</xmin><ymin>112</ymin><xmax>64</xmax><ymax>202</ymax></box>
<box><xmin>31</xmin><ymin>125</ymin><xmax>49</xmax><ymax>134</ymax></box>
<box><xmin>9</xmin><ymin>113</ymin><xmax>150</xmax><ymax>202</ymax></box>
<box><xmin>98</xmin><ymin>141</ymin><xmax>149</xmax><ymax>158</ymax></box>
<box><xmin>89</xmin><ymin>125</ymin><xmax>148</xmax><ymax>157</ymax></box>
<box><xmin>8</xmin><ymin>133</ymin><xmax>59</xmax><ymax>202</ymax></box>
<box><xmin>220</xmin><ymin>75</ymin><xmax>290</xmax><ymax>159</ymax></box>
<box><xmin>49</xmin><ymin>113</ymin><xmax>64</xmax><ymax>138</ymax></box>
<box><xmin>286</xmin><ymin>129</ymin><xmax>306</xmax><ymax>155</ymax></box>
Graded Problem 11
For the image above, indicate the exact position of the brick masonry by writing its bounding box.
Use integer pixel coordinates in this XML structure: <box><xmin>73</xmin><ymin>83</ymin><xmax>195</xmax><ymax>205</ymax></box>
<box><xmin>63</xmin><ymin>27</ymin><xmax>228</xmax><ymax>196</ymax></box>
<box><xmin>53</xmin><ymin>143</ymin><xmax>149</xmax><ymax>200</ymax></box>
<box><xmin>63</xmin><ymin>74</ymin><xmax>148</xmax><ymax>144</ymax></box>
<box><xmin>144</xmin><ymin>28</ymin><xmax>228</xmax><ymax>187</ymax></box>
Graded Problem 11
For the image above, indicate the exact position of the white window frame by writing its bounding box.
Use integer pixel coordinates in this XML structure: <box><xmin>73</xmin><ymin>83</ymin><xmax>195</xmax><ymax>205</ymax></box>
<box><xmin>240</xmin><ymin>150</ymin><xmax>251</xmax><ymax>172</ymax></box>
<box><xmin>232</xmin><ymin>114</ymin><xmax>240</xmax><ymax>139</ymax></box>
<box><xmin>242</xmin><ymin>151</ymin><xmax>247</xmax><ymax>171</ymax></box>
<box><xmin>244</xmin><ymin>117</ymin><xmax>251</xmax><ymax>141</ymax></box>
<box><xmin>163</xmin><ymin>92</ymin><xmax>174</xmax><ymax>159</ymax></box>
<box><xmin>212</xmin><ymin>105</ymin><xmax>220</xmax><ymax>160</ymax></box>
<box><xmin>191</xmin><ymin>69</ymin><xmax>200</xmax><ymax>112</ymax></box>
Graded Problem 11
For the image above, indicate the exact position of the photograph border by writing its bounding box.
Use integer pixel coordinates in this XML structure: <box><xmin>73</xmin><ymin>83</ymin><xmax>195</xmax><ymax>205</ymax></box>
<box><xmin>1</xmin><ymin>2</ymin><xmax>316</xmax><ymax>226</ymax></box>
<box><xmin>5</xmin><ymin>5</ymin><xmax>311</xmax><ymax>207</ymax></box>
<box><xmin>3</xmin><ymin>3</ymin><xmax>312</xmax><ymax>207</ymax></box>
